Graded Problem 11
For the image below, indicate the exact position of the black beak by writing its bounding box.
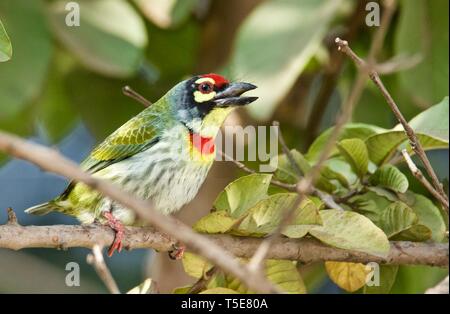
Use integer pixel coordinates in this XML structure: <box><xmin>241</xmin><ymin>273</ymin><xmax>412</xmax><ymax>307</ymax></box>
<box><xmin>213</xmin><ymin>82</ymin><xmax>258</xmax><ymax>107</ymax></box>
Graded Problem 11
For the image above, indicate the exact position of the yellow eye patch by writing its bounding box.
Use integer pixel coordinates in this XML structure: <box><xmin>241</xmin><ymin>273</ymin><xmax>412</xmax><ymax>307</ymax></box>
<box><xmin>194</xmin><ymin>77</ymin><xmax>216</xmax><ymax>103</ymax></box>
<box><xmin>194</xmin><ymin>90</ymin><xmax>216</xmax><ymax>103</ymax></box>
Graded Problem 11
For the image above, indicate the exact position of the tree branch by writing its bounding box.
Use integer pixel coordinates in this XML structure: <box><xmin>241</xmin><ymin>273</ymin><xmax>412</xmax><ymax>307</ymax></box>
<box><xmin>0</xmin><ymin>223</ymin><xmax>447</xmax><ymax>267</ymax></box>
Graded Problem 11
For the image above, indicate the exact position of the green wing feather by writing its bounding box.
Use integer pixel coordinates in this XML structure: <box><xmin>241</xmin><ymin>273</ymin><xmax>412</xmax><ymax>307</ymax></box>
<box><xmin>81</xmin><ymin>113</ymin><xmax>159</xmax><ymax>173</ymax></box>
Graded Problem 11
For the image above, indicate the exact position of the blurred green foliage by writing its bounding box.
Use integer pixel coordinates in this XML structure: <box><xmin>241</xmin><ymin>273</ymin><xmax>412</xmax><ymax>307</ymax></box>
<box><xmin>0</xmin><ymin>0</ymin><xmax>448</xmax><ymax>294</ymax></box>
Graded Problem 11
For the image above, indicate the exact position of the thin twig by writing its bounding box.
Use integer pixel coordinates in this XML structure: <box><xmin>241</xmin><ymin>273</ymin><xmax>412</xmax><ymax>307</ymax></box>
<box><xmin>122</xmin><ymin>86</ymin><xmax>153</xmax><ymax>108</ymax></box>
<box><xmin>86</xmin><ymin>244</ymin><xmax>121</xmax><ymax>294</ymax></box>
<box><xmin>188</xmin><ymin>266</ymin><xmax>219</xmax><ymax>294</ymax></box>
<box><xmin>219</xmin><ymin>151</ymin><xmax>297</xmax><ymax>191</ymax></box>
<box><xmin>401</xmin><ymin>150</ymin><xmax>449</xmax><ymax>210</ymax></box>
<box><xmin>273</xmin><ymin>121</ymin><xmax>302</xmax><ymax>177</ymax></box>
<box><xmin>0</xmin><ymin>131</ymin><xmax>280</xmax><ymax>294</ymax></box>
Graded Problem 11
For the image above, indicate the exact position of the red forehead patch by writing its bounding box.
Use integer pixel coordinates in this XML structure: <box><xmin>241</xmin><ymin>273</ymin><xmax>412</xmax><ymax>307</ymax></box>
<box><xmin>201</xmin><ymin>73</ymin><xmax>229</xmax><ymax>88</ymax></box>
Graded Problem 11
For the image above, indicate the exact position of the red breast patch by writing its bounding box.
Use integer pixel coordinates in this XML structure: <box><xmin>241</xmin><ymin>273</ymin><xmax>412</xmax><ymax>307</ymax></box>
<box><xmin>189</xmin><ymin>133</ymin><xmax>215</xmax><ymax>155</ymax></box>
<box><xmin>201</xmin><ymin>73</ymin><xmax>229</xmax><ymax>89</ymax></box>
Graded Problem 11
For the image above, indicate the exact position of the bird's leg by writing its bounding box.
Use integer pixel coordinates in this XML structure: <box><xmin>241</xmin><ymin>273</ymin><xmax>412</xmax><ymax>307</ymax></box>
<box><xmin>168</xmin><ymin>241</ymin><xmax>186</xmax><ymax>260</ymax></box>
<box><xmin>103</xmin><ymin>211</ymin><xmax>125</xmax><ymax>257</ymax></box>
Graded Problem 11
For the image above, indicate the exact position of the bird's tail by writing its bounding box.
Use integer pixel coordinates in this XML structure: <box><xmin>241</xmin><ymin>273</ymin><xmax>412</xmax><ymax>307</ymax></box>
<box><xmin>25</xmin><ymin>202</ymin><xmax>59</xmax><ymax>215</ymax></box>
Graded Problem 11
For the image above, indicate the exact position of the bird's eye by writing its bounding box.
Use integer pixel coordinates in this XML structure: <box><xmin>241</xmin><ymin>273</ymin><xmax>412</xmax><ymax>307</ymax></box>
<box><xmin>198</xmin><ymin>82</ymin><xmax>213</xmax><ymax>94</ymax></box>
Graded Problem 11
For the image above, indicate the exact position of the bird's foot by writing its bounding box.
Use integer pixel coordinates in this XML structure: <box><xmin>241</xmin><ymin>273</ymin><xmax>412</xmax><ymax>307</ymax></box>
<box><xmin>168</xmin><ymin>242</ymin><xmax>185</xmax><ymax>260</ymax></box>
<box><xmin>103</xmin><ymin>212</ymin><xmax>124</xmax><ymax>257</ymax></box>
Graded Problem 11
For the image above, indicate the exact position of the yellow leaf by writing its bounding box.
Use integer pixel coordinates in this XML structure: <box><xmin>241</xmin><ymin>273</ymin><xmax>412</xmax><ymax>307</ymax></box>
<box><xmin>325</xmin><ymin>261</ymin><xmax>370</xmax><ymax>292</ymax></box>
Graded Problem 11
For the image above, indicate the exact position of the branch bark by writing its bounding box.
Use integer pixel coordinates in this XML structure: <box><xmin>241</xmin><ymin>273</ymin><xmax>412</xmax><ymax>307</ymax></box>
<box><xmin>0</xmin><ymin>223</ymin><xmax>447</xmax><ymax>267</ymax></box>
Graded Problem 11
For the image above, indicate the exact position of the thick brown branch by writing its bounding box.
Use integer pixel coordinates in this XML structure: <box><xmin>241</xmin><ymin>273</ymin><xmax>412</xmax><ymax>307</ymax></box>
<box><xmin>0</xmin><ymin>224</ymin><xmax>447</xmax><ymax>267</ymax></box>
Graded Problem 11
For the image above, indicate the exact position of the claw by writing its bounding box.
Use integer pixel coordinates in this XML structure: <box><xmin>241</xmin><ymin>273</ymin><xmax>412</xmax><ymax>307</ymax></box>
<box><xmin>103</xmin><ymin>212</ymin><xmax>125</xmax><ymax>257</ymax></box>
<box><xmin>168</xmin><ymin>242</ymin><xmax>185</xmax><ymax>260</ymax></box>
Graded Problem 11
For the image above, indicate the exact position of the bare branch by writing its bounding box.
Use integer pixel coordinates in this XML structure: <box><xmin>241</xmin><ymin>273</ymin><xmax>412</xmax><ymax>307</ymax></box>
<box><xmin>335</xmin><ymin>38</ymin><xmax>449</xmax><ymax>212</ymax></box>
<box><xmin>0</xmin><ymin>131</ymin><xmax>280</xmax><ymax>294</ymax></box>
<box><xmin>87</xmin><ymin>244</ymin><xmax>121</xmax><ymax>294</ymax></box>
<box><xmin>401</xmin><ymin>150</ymin><xmax>449</xmax><ymax>209</ymax></box>
<box><xmin>0</xmin><ymin>223</ymin><xmax>447</xmax><ymax>267</ymax></box>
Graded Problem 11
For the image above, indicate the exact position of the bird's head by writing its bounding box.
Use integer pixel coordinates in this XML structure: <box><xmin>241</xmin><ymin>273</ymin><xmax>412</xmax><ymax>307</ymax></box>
<box><xmin>166</xmin><ymin>73</ymin><xmax>258</xmax><ymax>136</ymax></box>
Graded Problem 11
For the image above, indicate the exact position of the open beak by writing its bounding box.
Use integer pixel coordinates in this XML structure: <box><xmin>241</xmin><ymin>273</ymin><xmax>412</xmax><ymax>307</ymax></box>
<box><xmin>212</xmin><ymin>82</ymin><xmax>258</xmax><ymax>107</ymax></box>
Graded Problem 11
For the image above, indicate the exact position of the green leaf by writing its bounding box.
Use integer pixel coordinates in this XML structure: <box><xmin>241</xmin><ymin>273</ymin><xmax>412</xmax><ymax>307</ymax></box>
<box><xmin>379</xmin><ymin>202</ymin><xmax>418</xmax><ymax>238</ymax></box>
<box><xmin>36</xmin><ymin>52</ymin><xmax>78</xmax><ymax>143</ymax></box>
<box><xmin>366</xmin><ymin>131</ymin><xmax>448</xmax><ymax>165</ymax></box>
<box><xmin>366</xmin><ymin>100</ymin><xmax>449</xmax><ymax>165</ymax></box>
<box><xmin>228</xmin><ymin>0</ymin><xmax>342</xmax><ymax>120</ymax></box>
<box><xmin>48</xmin><ymin>0</ymin><xmax>147</xmax><ymax>78</ymax></box>
<box><xmin>405</xmin><ymin>97</ymin><xmax>449</xmax><ymax>142</ymax></box>
<box><xmin>282</xmin><ymin>197</ymin><xmax>323</xmax><ymax>238</ymax></box>
<box><xmin>275</xmin><ymin>149</ymin><xmax>310</xmax><ymax>183</ymax></box>
<box><xmin>325</xmin><ymin>261</ymin><xmax>368</xmax><ymax>292</ymax></box>
<box><xmin>64</xmin><ymin>68</ymin><xmax>144</xmax><ymax>140</ymax></box>
<box><xmin>390</xmin><ymin>265</ymin><xmax>448</xmax><ymax>293</ymax></box>
<box><xmin>127</xmin><ymin>278</ymin><xmax>156</xmax><ymax>294</ymax></box>
<box><xmin>225</xmin><ymin>260</ymin><xmax>306</xmax><ymax>294</ymax></box>
<box><xmin>349</xmin><ymin>191</ymin><xmax>393</xmax><ymax>225</ymax></box>
<box><xmin>193</xmin><ymin>211</ymin><xmax>236</xmax><ymax>234</ymax></box>
<box><xmin>306</xmin><ymin>123</ymin><xmax>385</xmax><ymax>162</ymax></box>
<box><xmin>275</xmin><ymin>149</ymin><xmax>336</xmax><ymax>192</ymax></box>
<box><xmin>320</xmin><ymin>159</ymin><xmax>352</xmax><ymax>188</ymax></box>
<box><xmin>200</xmin><ymin>287</ymin><xmax>239</xmax><ymax>294</ymax></box>
<box><xmin>391</xmin><ymin>224</ymin><xmax>432</xmax><ymax>242</ymax></box>
<box><xmin>336</xmin><ymin>139</ymin><xmax>369</xmax><ymax>178</ymax></box>
<box><xmin>405</xmin><ymin>193</ymin><xmax>447</xmax><ymax>242</ymax></box>
<box><xmin>213</xmin><ymin>174</ymin><xmax>272</xmax><ymax>218</ymax></box>
<box><xmin>309</xmin><ymin>210</ymin><xmax>390</xmax><ymax>257</ymax></box>
<box><xmin>395</xmin><ymin>0</ymin><xmax>449</xmax><ymax>106</ymax></box>
<box><xmin>0</xmin><ymin>18</ymin><xmax>12</xmax><ymax>62</ymax></box>
<box><xmin>369</xmin><ymin>165</ymin><xmax>409</xmax><ymax>193</ymax></box>
<box><xmin>0</xmin><ymin>0</ymin><xmax>52</xmax><ymax>119</ymax></box>
<box><xmin>364</xmin><ymin>265</ymin><xmax>399</xmax><ymax>294</ymax></box>
<box><xmin>235</xmin><ymin>193</ymin><xmax>322</xmax><ymax>237</ymax></box>
<box><xmin>182</xmin><ymin>252</ymin><xmax>212</xmax><ymax>279</ymax></box>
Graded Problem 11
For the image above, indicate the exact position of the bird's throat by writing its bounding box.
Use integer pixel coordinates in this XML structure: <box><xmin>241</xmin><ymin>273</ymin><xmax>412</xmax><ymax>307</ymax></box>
<box><xmin>189</xmin><ymin>132</ymin><xmax>215</xmax><ymax>155</ymax></box>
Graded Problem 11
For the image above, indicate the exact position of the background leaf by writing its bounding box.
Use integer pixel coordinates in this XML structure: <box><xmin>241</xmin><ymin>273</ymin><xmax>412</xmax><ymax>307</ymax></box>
<box><xmin>48</xmin><ymin>0</ymin><xmax>148</xmax><ymax>78</ymax></box>
<box><xmin>336</xmin><ymin>138</ymin><xmax>369</xmax><ymax>178</ymax></box>
<box><xmin>306</xmin><ymin>123</ymin><xmax>384</xmax><ymax>162</ymax></box>
<box><xmin>0</xmin><ymin>0</ymin><xmax>52</xmax><ymax>119</ymax></box>
<box><xmin>395</xmin><ymin>0</ymin><xmax>449</xmax><ymax>107</ymax></box>
<box><xmin>369</xmin><ymin>165</ymin><xmax>409</xmax><ymax>193</ymax></box>
<box><xmin>0</xmin><ymin>18</ymin><xmax>12</xmax><ymax>62</ymax></box>
<box><xmin>364</xmin><ymin>266</ymin><xmax>399</xmax><ymax>294</ymax></box>
<box><xmin>379</xmin><ymin>202</ymin><xmax>417</xmax><ymax>238</ymax></box>
<box><xmin>228</xmin><ymin>0</ymin><xmax>342</xmax><ymax>120</ymax></box>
